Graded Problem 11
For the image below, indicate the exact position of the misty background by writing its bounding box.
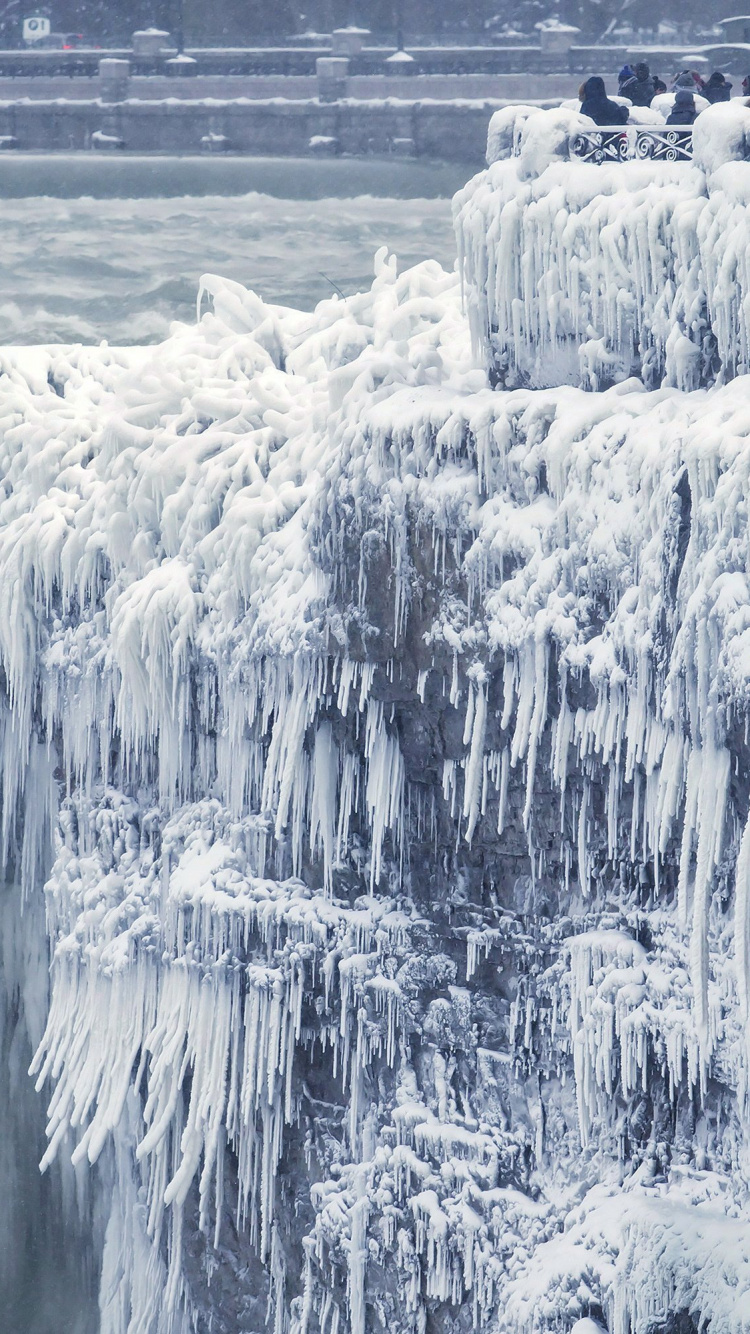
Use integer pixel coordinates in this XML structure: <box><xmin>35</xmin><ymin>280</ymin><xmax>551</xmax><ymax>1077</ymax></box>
<box><xmin>0</xmin><ymin>1</ymin><xmax>723</xmax><ymax>48</ymax></box>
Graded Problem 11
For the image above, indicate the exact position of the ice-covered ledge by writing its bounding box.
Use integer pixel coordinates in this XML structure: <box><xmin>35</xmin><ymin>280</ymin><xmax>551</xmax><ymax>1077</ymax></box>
<box><xmin>455</xmin><ymin>102</ymin><xmax>750</xmax><ymax>390</ymax></box>
<box><xmin>8</xmin><ymin>157</ymin><xmax>750</xmax><ymax>1333</ymax></box>
<box><xmin>5</xmin><ymin>249</ymin><xmax>750</xmax><ymax>1334</ymax></box>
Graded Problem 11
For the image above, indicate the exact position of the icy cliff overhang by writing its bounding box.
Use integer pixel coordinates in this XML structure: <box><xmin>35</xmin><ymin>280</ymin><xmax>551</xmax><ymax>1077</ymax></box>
<box><xmin>456</xmin><ymin>102</ymin><xmax>750</xmax><ymax>391</ymax></box>
<box><xmin>5</xmin><ymin>222</ymin><xmax>750</xmax><ymax>1333</ymax></box>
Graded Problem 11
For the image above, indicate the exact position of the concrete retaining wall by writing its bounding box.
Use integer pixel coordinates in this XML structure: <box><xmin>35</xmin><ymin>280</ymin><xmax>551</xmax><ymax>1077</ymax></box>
<box><xmin>0</xmin><ymin>45</ymin><xmax>538</xmax><ymax>77</ymax></box>
<box><xmin>0</xmin><ymin>72</ymin><xmax>587</xmax><ymax>102</ymax></box>
<box><xmin>0</xmin><ymin>41</ymin><xmax>742</xmax><ymax>79</ymax></box>
<box><xmin>0</xmin><ymin>45</ymin><xmax>560</xmax><ymax>77</ymax></box>
<box><xmin>0</xmin><ymin>96</ymin><xmax>508</xmax><ymax>161</ymax></box>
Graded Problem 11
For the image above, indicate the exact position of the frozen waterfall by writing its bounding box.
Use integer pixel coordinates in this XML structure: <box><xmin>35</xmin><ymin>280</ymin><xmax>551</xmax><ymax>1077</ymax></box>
<box><xmin>3</xmin><ymin>103</ymin><xmax>750</xmax><ymax>1333</ymax></box>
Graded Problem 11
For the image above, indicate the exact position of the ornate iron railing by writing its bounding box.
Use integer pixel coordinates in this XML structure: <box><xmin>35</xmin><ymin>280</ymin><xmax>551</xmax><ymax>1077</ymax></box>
<box><xmin>568</xmin><ymin>126</ymin><xmax>694</xmax><ymax>164</ymax></box>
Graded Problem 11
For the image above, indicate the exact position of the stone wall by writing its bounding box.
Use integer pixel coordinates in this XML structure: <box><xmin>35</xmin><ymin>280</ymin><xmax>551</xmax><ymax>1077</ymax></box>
<box><xmin>0</xmin><ymin>72</ymin><xmax>583</xmax><ymax>102</ymax></box>
<box><xmin>0</xmin><ymin>95</ymin><xmax>505</xmax><ymax>161</ymax></box>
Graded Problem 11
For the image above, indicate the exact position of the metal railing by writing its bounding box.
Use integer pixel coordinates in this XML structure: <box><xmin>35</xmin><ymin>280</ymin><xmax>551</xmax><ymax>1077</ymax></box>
<box><xmin>569</xmin><ymin>125</ymin><xmax>694</xmax><ymax>163</ymax></box>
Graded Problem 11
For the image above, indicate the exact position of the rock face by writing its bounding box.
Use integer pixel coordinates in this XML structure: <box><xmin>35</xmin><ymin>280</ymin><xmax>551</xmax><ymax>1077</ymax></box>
<box><xmin>2</xmin><ymin>162</ymin><xmax>750</xmax><ymax>1334</ymax></box>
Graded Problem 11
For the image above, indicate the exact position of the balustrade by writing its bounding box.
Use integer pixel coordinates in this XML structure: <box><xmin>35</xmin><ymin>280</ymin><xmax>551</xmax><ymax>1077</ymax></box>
<box><xmin>569</xmin><ymin>125</ymin><xmax>694</xmax><ymax>163</ymax></box>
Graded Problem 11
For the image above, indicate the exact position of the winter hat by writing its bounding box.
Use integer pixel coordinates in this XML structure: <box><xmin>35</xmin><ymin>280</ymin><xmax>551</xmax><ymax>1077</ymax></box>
<box><xmin>674</xmin><ymin>89</ymin><xmax>695</xmax><ymax>107</ymax></box>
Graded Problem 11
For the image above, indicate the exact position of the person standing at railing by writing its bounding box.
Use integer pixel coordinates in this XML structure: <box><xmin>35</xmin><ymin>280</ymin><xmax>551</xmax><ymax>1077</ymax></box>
<box><xmin>666</xmin><ymin>90</ymin><xmax>699</xmax><ymax>126</ymax></box>
<box><xmin>702</xmin><ymin>72</ymin><xmax>732</xmax><ymax>103</ymax></box>
<box><xmin>579</xmin><ymin>76</ymin><xmax>629</xmax><ymax>126</ymax></box>
<box><xmin>742</xmin><ymin>75</ymin><xmax>750</xmax><ymax>98</ymax></box>
<box><xmin>619</xmin><ymin>62</ymin><xmax>656</xmax><ymax>106</ymax></box>
<box><xmin>672</xmin><ymin>70</ymin><xmax>696</xmax><ymax>91</ymax></box>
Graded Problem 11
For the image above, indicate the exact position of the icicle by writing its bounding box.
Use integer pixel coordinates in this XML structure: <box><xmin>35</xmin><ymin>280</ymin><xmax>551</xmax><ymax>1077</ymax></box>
<box><xmin>690</xmin><ymin>743</ymin><xmax>730</xmax><ymax>1047</ymax></box>
<box><xmin>347</xmin><ymin>1167</ymin><xmax>370</xmax><ymax>1334</ymax></box>
<box><xmin>463</xmin><ymin>676</ymin><xmax>487</xmax><ymax>843</ymax></box>
<box><xmin>735</xmin><ymin>808</ymin><xmax>750</xmax><ymax>1021</ymax></box>
<box><xmin>310</xmin><ymin>722</ymin><xmax>338</xmax><ymax>894</ymax></box>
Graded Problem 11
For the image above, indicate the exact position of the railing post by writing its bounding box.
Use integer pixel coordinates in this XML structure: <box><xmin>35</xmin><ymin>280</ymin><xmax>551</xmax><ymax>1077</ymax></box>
<box><xmin>99</xmin><ymin>57</ymin><xmax>130</xmax><ymax>103</ymax></box>
<box><xmin>316</xmin><ymin>57</ymin><xmax>349</xmax><ymax>102</ymax></box>
<box><xmin>131</xmin><ymin>29</ymin><xmax>170</xmax><ymax>58</ymax></box>
<box><xmin>331</xmin><ymin>28</ymin><xmax>366</xmax><ymax>57</ymax></box>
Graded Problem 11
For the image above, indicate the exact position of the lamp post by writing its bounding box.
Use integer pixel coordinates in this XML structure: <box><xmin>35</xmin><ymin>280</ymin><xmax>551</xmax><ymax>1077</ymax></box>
<box><xmin>174</xmin><ymin>0</ymin><xmax>184</xmax><ymax>52</ymax></box>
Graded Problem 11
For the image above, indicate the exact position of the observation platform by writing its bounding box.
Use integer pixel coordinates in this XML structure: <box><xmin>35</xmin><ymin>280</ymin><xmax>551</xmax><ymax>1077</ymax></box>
<box><xmin>457</xmin><ymin>101</ymin><xmax>750</xmax><ymax>392</ymax></box>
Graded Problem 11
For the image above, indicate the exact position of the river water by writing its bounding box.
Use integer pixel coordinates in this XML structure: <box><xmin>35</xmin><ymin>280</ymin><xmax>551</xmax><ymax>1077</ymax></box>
<box><xmin>0</xmin><ymin>155</ymin><xmax>462</xmax><ymax>344</ymax></box>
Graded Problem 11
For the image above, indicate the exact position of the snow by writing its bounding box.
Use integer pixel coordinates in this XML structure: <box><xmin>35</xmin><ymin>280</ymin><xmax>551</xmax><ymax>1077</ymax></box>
<box><xmin>461</xmin><ymin>102</ymin><xmax>750</xmax><ymax>390</ymax></box>
<box><xmin>5</xmin><ymin>120</ymin><xmax>750</xmax><ymax>1333</ymax></box>
<box><xmin>535</xmin><ymin>19</ymin><xmax>579</xmax><ymax>31</ymax></box>
<box><xmin>651</xmin><ymin>91</ymin><xmax>710</xmax><ymax>116</ymax></box>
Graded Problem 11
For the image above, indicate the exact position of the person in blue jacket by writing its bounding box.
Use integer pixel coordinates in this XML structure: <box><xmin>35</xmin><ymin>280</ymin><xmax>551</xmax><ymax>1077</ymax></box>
<box><xmin>580</xmin><ymin>76</ymin><xmax>629</xmax><ymax>126</ymax></box>
<box><xmin>619</xmin><ymin>62</ymin><xmax>656</xmax><ymax>106</ymax></box>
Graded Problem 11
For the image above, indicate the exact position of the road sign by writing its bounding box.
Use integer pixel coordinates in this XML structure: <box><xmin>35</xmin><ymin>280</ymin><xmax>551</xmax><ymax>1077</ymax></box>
<box><xmin>23</xmin><ymin>16</ymin><xmax>51</xmax><ymax>43</ymax></box>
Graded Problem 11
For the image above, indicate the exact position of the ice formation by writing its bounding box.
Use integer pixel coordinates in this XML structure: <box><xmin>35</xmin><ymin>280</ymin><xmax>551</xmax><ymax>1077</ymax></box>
<box><xmin>460</xmin><ymin>101</ymin><xmax>750</xmax><ymax>391</ymax></box>
<box><xmin>3</xmin><ymin>101</ymin><xmax>750</xmax><ymax>1334</ymax></box>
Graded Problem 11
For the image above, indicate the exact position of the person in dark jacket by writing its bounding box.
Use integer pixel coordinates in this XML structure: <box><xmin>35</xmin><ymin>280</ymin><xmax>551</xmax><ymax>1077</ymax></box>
<box><xmin>580</xmin><ymin>75</ymin><xmax>630</xmax><ymax>126</ymax></box>
<box><xmin>666</xmin><ymin>89</ymin><xmax>699</xmax><ymax>125</ymax></box>
<box><xmin>742</xmin><ymin>74</ymin><xmax>750</xmax><ymax>96</ymax></box>
<box><xmin>703</xmin><ymin>71</ymin><xmax>732</xmax><ymax>102</ymax></box>
<box><xmin>619</xmin><ymin>61</ymin><xmax>656</xmax><ymax>106</ymax></box>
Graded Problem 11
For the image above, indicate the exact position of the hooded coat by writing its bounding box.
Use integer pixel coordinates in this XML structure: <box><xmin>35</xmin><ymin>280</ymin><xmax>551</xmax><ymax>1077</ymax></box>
<box><xmin>672</xmin><ymin>70</ymin><xmax>695</xmax><ymax>91</ymax></box>
<box><xmin>666</xmin><ymin>90</ymin><xmax>698</xmax><ymax>126</ymax></box>
<box><xmin>703</xmin><ymin>72</ymin><xmax>732</xmax><ymax>103</ymax></box>
<box><xmin>620</xmin><ymin>62</ymin><xmax>656</xmax><ymax>106</ymax></box>
<box><xmin>579</xmin><ymin>76</ymin><xmax>629</xmax><ymax>127</ymax></box>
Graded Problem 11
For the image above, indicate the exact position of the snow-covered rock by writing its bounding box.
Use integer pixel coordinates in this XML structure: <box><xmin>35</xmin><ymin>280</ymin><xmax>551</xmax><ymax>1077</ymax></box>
<box><xmin>3</xmin><ymin>148</ymin><xmax>750</xmax><ymax>1334</ymax></box>
<box><xmin>467</xmin><ymin>102</ymin><xmax>750</xmax><ymax>391</ymax></box>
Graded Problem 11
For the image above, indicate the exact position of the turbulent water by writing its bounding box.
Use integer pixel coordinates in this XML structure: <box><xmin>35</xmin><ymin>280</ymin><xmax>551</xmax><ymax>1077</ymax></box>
<box><xmin>0</xmin><ymin>192</ymin><xmax>455</xmax><ymax>344</ymax></box>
